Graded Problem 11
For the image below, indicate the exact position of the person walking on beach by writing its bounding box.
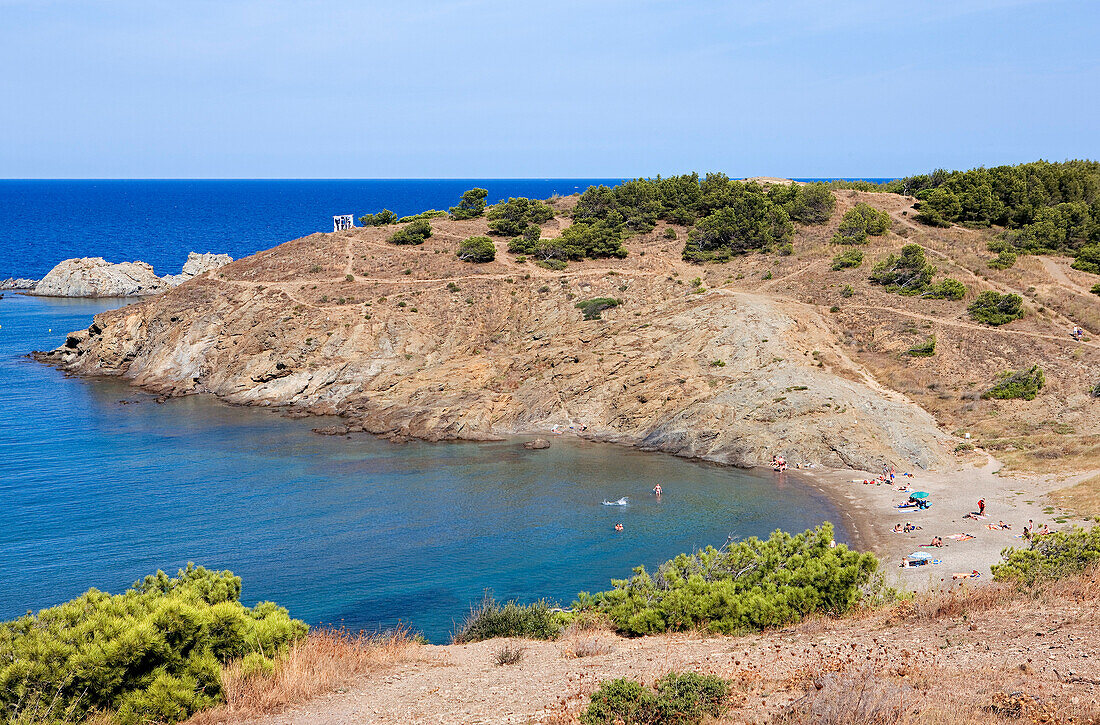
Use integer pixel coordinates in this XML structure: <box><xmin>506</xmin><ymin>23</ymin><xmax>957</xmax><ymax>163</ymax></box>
<box><xmin>978</xmin><ymin>498</ymin><xmax>985</xmax><ymax>516</ymax></box>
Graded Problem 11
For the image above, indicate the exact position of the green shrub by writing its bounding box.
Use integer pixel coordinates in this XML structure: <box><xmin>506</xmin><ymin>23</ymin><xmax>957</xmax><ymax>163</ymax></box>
<box><xmin>449</xmin><ymin>188</ymin><xmax>488</xmax><ymax>220</ymax></box>
<box><xmin>968</xmin><ymin>290</ymin><xmax>1024</xmax><ymax>325</ymax></box>
<box><xmin>456</xmin><ymin>236</ymin><xmax>496</xmax><ymax>263</ymax></box>
<box><xmin>683</xmin><ymin>204</ymin><xmax>792</xmax><ymax>263</ymax></box>
<box><xmin>982</xmin><ymin>365</ymin><xmax>1045</xmax><ymax>400</ymax></box>
<box><xmin>840</xmin><ymin>284</ymin><xmax>854</xmax><ymax>297</ymax></box>
<box><xmin>581</xmin><ymin>672</ymin><xmax>730</xmax><ymax>725</ymax></box>
<box><xmin>922</xmin><ymin>277</ymin><xmax>966</xmax><ymax>300</ymax></box>
<box><xmin>907</xmin><ymin>335</ymin><xmax>936</xmax><ymax>357</ymax></box>
<box><xmin>358</xmin><ymin>209</ymin><xmax>398</xmax><ymax>226</ymax></box>
<box><xmin>833</xmin><ymin>202</ymin><xmax>891</xmax><ymax>244</ymax></box>
<box><xmin>992</xmin><ymin>526</ymin><xmax>1100</xmax><ymax>585</ymax></box>
<box><xmin>989</xmin><ymin>249</ymin><xmax>1018</xmax><ymax>269</ymax></box>
<box><xmin>1072</xmin><ymin>244</ymin><xmax>1100</xmax><ymax>274</ymax></box>
<box><xmin>1091</xmin><ymin>379</ymin><xmax>1100</xmax><ymax>397</ymax></box>
<box><xmin>574</xmin><ymin>524</ymin><xmax>876</xmax><ymax>636</ymax></box>
<box><xmin>868</xmin><ymin>244</ymin><xmax>935</xmax><ymax>294</ymax></box>
<box><xmin>487</xmin><ymin>197</ymin><xmax>555</xmax><ymax>237</ymax></box>
<box><xmin>1092</xmin><ymin>283</ymin><xmax>1100</xmax><ymax>296</ymax></box>
<box><xmin>511</xmin><ymin>222</ymin><xmax>627</xmax><ymax>261</ymax></box>
<box><xmin>831</xmin><ymin>249</ymin><xmax>864</xmax><ymax>270</ymax></box>
<box><xmin>576</xmin><ymin>297</ymin><xmax>622</xmax><ymax>320</ymax></box>
<box><xmin>0</xmin><ymin>565</ymin><xmax>306</xmax><ymax>725</ymax></box>
<box><xmin>663</xmin><ymin>227</ymin><xmax>678</xmax><ymax>239</ymax></box>
<box><xmin>388</xmin><ymin>219</ymin><xmax>433</xmax><ymax>245</ymax></box>
<box><xmin>397</xmin><ymin>209</ymin><xmax>447</xmax><ymax>223</ymax></box>
<box><xmin>767</xmin><ymin>182</ymin><xmax>836</xmax><ymax>225</ymax></box>
<box><xmin>452</xmin><ymin>593</ymin><xmax>560</xmax><ymax>643</ymax></box>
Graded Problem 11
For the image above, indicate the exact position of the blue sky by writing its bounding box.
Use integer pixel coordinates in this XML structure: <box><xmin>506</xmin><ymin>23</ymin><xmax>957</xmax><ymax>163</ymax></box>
<box><xmin>2</xmin><ymin>0</ymin><xmax>1098</xmax><ymax>178</ymax></box>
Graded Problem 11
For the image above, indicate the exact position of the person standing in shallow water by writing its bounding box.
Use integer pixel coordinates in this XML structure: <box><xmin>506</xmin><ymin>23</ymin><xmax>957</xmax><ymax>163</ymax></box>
<box><xmin>653</xmin><ymin>484</ymin><xmax>662</xmax><ymax>498</ymax></box>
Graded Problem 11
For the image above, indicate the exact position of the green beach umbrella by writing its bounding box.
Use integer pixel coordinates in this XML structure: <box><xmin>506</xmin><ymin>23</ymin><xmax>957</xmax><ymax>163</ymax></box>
<box><xmin>909</xmin><ymin>491</ymin><xmax>929</xmax><ymax>499</ymax></box>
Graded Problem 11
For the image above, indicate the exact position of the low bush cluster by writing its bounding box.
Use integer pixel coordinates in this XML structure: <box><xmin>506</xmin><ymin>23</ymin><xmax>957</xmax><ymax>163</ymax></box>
<box><xmin>487</xmin><ymin>197</ymin><xmax>555</xmax><ymax>237</ymax></box>
<box><xmin>0</xmin><ymin>564</ymin><xmax>307</xmax><ymax>725</ymax></box>
<box><xmin>868</xmin><ymin>244</ymin><xmax>936</xmax><ymax>294</ymax></box>
<box><xmin>456</xmin><ymin>236</ymin><xmax>496</xmax><ymax>263</ymax></box>
<box><xmin>449</xmin><ymin>188</ymin><xmax>488</xmax><ymax>220</ymax></box>
<box><xmin>581</xmin><ymin>672</ymin><xmax>730</xmax><ymax>725</ymax></box>
<box><xmin>576</xmin><ymin>297</ymin><xmax>622</xmax><ymax>320</ymax></box>
<box><xmin>1092</xmin><ymin>283</ymin><xmax>1100</xmax><ymax>296</ymax></box>
<box><xmin>452</xmin><ymin>594</ymin><xmax>561</xmax><ymax>644</ymax></box>
<box><xmin>968</xmin><ymin>290</ymin><xmax>1025</xmax><ymax>325</ymax></box>
<box><xmin>510</xmin><ymin>220</ymin><xmax>627</xmax><ymax>262</ymax></box>
<box><xmin>982</xmin><ymin>364</ymin><xmax>1045</xmax><ymax>401</ymax></box>
<box><xmin>907</xmin><ymin>335</ymin><xmax>936</xmax><ymax>357</ymax></box>
<box><xmin>992</xmin><ymin>526</ymin><xmax>1100</xmax><ymax>585</ymax></box>
<box><xmin>922</xmin><ymin>277</ymin><xmax>967</xmax><ymax>300</ymax></box>
<box><xmin>831</xmin><ymin>248</ymin><xmax>864</xmax><ymax>270</ymax></box>
<box><xmin>574</xmin><ymin>524</ymin><xmax>877</xmax><ymax>636</ymax></box>
<box><xmin>988</xmin><ymin>249</ymin><xmax>1018</xmax><ymax>269</ymax></box>
<box><xmin>833</xmin><ymin>202</ymin><xmax>891</xmax><ymax>244</ymax></box>
<box><xmin>358</xmin><ymin>209</ymin><xmax>399</xmax><ymax>226</ymax></box>
<box><xmin>387</xmin><ymin>219</ymin><xmax>433</xmax><ymax>245</ymax></box>
<box><xmin>397</xmin><ymin>209</ymin><xmax>447</xmax><ymax>223</ymax></box>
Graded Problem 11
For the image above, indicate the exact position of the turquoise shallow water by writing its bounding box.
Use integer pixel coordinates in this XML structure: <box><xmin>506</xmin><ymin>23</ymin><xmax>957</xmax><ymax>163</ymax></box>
<box><xmin>0</xmin><ymin>294</ymin><xmax>846</xmax><ymax>642</ymax></box>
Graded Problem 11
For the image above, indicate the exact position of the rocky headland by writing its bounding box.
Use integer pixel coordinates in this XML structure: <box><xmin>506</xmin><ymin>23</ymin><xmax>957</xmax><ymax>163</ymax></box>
<box><xmin>39</xmin><ymin>189</ymin><xmax>1100</xmax><ymax>477</ymax></box>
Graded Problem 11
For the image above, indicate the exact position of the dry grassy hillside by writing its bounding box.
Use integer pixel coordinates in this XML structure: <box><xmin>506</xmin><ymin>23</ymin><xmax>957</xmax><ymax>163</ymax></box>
<box><xmin>42</xmin><ymin>190</ymin><xmax>1100</xmax><ymax>485</ymax></box>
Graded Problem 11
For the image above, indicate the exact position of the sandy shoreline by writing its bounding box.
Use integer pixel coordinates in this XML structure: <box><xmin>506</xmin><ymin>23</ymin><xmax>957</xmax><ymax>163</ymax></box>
<box><xmin>795</xmin><ymin>452</ymin><xmax>1095</xmax><ymax>590</ymax></box>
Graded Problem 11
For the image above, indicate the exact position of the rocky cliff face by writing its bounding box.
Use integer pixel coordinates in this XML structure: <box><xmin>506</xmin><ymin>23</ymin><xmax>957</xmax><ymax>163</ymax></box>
<box><xmin>39</xmin><ymin>207</ymin><xmax>956</xmax><ymax>472</ymax></box>
<box><xmin>31</xmin><ymin>253</ymin><xmax>233</xmax><ymax>297</ymax></box>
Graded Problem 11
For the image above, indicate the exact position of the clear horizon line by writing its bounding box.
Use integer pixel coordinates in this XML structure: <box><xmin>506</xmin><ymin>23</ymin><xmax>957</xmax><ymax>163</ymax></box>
<box><xmin>0</xmin><ymin>175</ymin><xmax>903</xmax><ymax>182</ymax></box>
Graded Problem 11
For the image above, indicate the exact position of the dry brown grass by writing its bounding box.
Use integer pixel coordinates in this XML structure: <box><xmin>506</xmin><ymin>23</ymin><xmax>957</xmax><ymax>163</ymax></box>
<box><xmin>185</xmin><ymin>627</ymin><xmax>421</xmax><ymax>724</ymax></box>
<box><xmin>1050</xmin><ymin>472</ymin><xmax>1100</xmax><ymax>517</ymax></box>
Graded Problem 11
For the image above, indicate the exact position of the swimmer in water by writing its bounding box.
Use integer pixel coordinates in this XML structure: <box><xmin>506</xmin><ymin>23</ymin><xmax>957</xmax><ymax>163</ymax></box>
<box><xmin>653</xmin><ymin>484</ymin><xmax>662</xmax><ymax>497</ymax></box>
<box><xmin>614</xmin><ymin>523</ymin><xmax>624</xmax><ymax>532</ymax></box>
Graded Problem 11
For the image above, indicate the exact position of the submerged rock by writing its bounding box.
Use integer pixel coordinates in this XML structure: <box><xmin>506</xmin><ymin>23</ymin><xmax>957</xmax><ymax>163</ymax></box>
<box><xmin>524</xmin><ymin>438</ymin><xmax>551</xmax><ymax>450</ymax></box>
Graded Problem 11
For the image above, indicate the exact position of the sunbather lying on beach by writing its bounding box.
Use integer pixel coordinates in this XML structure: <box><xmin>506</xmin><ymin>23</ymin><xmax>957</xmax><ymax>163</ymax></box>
<box><xmin>952</xmin><ymin>570</ymin><xmax>981</xmax><ymax>580</ymax></box>
<box><xmin>963</xmin><ymin>512</ymin><xmax>987</xmax><ymax>520</ymax></box>
<box><xmin>893</xmin><ymin>523</ymin><xmax>904</xmax><ymax>533</ymax></box>
<box><xmin>904</xmin><ymin>522</ymin><xmax>921</xmax><ymax>533</ymax></box>
<box><xmin>927</xmin><ymin>536</ymin><xmax>944</xmax><ymax>547</ymax></box>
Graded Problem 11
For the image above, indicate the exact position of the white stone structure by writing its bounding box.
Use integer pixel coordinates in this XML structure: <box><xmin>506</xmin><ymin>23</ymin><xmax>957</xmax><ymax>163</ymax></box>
<box><xmin>333</xmin><ymin>214</ymin><xmax>355</xmax><ymax>231</ymax></box>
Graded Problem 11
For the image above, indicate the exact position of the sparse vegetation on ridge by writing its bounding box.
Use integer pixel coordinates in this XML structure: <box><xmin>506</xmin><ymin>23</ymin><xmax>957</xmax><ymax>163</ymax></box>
<box><xmin>833</xmin><ymin>202</ymin><xmax>891</xmax><ymax>244</ymax></box>
<box><xmin>449</xmin><ymin>188</ymin><xmax>488</xmax><ymax>220</ymax></box>
<box><xmin>358</xmin><ymin>209</ymin><xmax>399</xmax><ymax>226</ymax></box>
<box><xmin>576</xmin><ymin>297</ymin><xmax>622</xmax><ymax>320</ymax></box>
<box><xmin>982</xmin><ymin>364</ymin><xmax>1045</xmax><ymax>400</ymax></box>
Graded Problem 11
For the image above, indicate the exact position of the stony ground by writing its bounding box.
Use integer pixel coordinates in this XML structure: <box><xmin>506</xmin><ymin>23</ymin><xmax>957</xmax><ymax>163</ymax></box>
<box><xmin>242</xmin><ymin>576</ymin><xmax>1100</xmax><ymax>724</ymax></box>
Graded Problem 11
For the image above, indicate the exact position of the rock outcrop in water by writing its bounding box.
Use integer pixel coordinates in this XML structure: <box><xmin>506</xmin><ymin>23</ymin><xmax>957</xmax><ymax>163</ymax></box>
<box><xmin>1</xmin><ymin>278</ymin><xmax>38</xmax><ymax>290</ymax></box>
<box><xmin>32</xmin><ymin>253</ymin><xmax>233</xmax><ymax>298</ymax></box>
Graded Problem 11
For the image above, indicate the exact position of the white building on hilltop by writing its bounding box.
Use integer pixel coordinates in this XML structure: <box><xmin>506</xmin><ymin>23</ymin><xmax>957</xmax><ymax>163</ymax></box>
<box><xmin>333</xmin><ymin>214</ymin><xmax>355</xmax><ymax>232</ymax></box>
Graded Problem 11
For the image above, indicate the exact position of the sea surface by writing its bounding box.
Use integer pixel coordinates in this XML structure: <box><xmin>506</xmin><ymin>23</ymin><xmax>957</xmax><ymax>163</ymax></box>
<box><xmin>0</xmin><ymin>179</ymin><xmax>853</xmax><ymax>642</ymax></box>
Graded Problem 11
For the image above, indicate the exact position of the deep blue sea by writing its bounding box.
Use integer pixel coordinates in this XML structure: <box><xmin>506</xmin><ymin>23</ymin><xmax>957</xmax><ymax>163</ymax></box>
<box><xmin>0</xmin><ymin>180</ymin><xmax>849</xmax><ymax>642</ymax></box>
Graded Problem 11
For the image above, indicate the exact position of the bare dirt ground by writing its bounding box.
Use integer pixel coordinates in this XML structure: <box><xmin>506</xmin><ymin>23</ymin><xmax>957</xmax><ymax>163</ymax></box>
<box><xmin>240</xmin><ymin>576</ymin><xmax>1100</xmax><ymax>724</ymax></box>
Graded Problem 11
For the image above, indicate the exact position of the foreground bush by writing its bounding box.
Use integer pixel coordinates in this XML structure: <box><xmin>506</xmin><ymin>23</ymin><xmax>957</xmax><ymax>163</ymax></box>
<box><xmin>456</xmin><ymin>236</ymin><xmax>496</xmax><ymax>263</ymax></box>
<box><xmin>968</xmin><ymin>290</ymin><xmax>1024</xmax><ymax>325</ymax></box>
<box><xmin>922</xmin><ymin>277</ymin><xmax>967</xmax><ymax>300</ymax></box>
<box><xmin>387</xmin><ymin>219</ymin><xmax>433</xmax><ymax>245</ymax></box>
<box><xmin>358</xmin><ymin>209</ymin><xmax>398</xmax><ymax>226</ymax></box>
<box><xmin>452</xmin><ymin>594</ymin><xmax>561</xmax><ymax>643</ymax></box>
<box><xmin>449</xmin><ymin>188</ymin><xmax>488</xmax><ymax>220</ymax></box>
<box><xmin>833</xmin><ymin>202</ymin><xmax>891</xmax><ymax>244</ymax></box>
<box><xmin>0</xmin><ymin>564</ymin><xmax>306</xmax><ymax>725</ymax></box>
<box><xmin>868</xmin><ymin>244</ymin><xmax>935</xmax><ymax>294</ymax></box>
<box><xmin>582</xmin><ymin>672</ymin><xmax>730</xmax><ymax>725</ymax></box>
<box><xmin>982</xmin><ymin>365</ymin><xmax>1045</xmax><ymax>400</ymax></box>
<box><xmin>487</xmin><ymin>197</ymin><xmax>555</xmax><ymax>237</ymax></box>
<box><xmin>576</xmin><ymin>297</ymin><xmax>622</xmax><ymax>320</ymax></box>
<box><xmin>575</xmin><ymin>524</ymin><xmax>876</xmax><ymax>636</ymax></box>
<box><xmin>831</xmin><ymin>248</ymin><xmax>864</xmax><ymax>270</ymax></box>
<box><xmin>992</xmin><ymin>526</ymin><xmax>1100</xmax><ymax>585</ymax></box>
